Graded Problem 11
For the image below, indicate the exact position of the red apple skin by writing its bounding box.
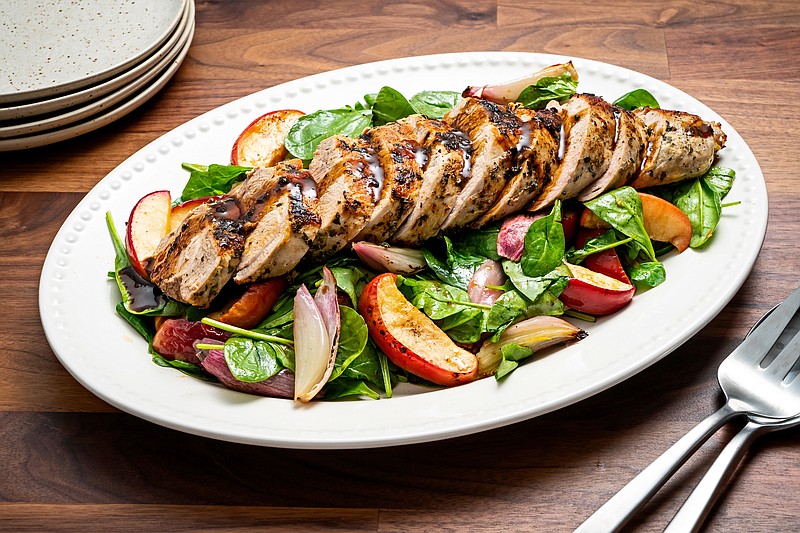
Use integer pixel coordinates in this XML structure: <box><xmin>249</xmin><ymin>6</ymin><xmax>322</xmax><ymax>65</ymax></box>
<box><xmin>561</xmin><ymin>206</ymin><xmax>580</xmax><ymax>248</ymax></box>
<box><xmin>559</xmin><ymin>263</ymin><xmax>635</xmax><ymax>316</ymax></box>
<box><xmin>230</xmin><ymin>109</ymin><xmax>305</xmax><ymax>167</ymax></box>
<box><xmin>575</xmin><ymin>228</ymin><xmax>631</xmax><ymax>285</ymax></box>
<box><xmin>169</xmin><ymin>195</ymin><xmax>222</xmax><ymax>233</ymax></box>
<box><xmin>358</xmin><ymin>273</ymin><xmax>478</xmax><ymax>387</ymax></box>
<box><xmin>208</xmin><ymin>276</ymin><xmax>288</xmax><ymax>329</ymax></box>
<box><xmin>126</xmin><ymin>190</ymin><xmax>172</xmax><ymax>279</ymax></box>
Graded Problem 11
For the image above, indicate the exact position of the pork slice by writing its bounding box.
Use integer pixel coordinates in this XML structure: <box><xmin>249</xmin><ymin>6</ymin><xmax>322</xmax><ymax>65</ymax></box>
<box><xmin>475</xmin><ymin>107</ymin><xmax>562</xmax><ymax>225</ymax></box>
<box><xmin>391</xmin><ymin>115</ymin><xmax>470</xmax><ymax>246</ymax></box>
<box><xmin>354</xmin><ymin>122</ymin><xmax>424</xmax><ymax>242</ymax></box>
<box><xmin>440</xmin><ymin>97</ymin><xmax>522</xmax><ymax>230</ymax></box>
<box><xmin>528</xmin><ymin>94</ymin><xmax>616</xmax><ymax>211</ymax></box>
<box><xmin>576</xmin><ymin>107</ymin><xmax>647</xmax><ymax>201</ymax></box>
<box><xmin>629</xmin><ymin>108</ymin><xmax>726</xmax><ymax>188</ymax></box>
<box><xmin>307</xmin><ymin>135</ymin><xmax>377</xmax><ymax>260</ymax></box>
<box><xmin>149</xmin><ymin>198</ymin><xmax>244</xmax><ymax>308</ymax></box>
<box><xmin>233</xmin><ymin>161</ymin><xmax>321</xmax><ymax>283</ymax></box>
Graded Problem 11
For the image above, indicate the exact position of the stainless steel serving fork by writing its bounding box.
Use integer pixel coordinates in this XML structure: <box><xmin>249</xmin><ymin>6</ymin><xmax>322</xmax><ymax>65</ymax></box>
<box><xmin>576</xmin><ymin>286</ymin><xmax>800</xmax><ymax>532</ymax></box>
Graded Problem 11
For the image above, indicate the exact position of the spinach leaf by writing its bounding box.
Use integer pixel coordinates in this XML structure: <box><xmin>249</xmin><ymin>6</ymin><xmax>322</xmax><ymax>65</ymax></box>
<box><xmin>520</xmin><ymin>200</ymin><xmax>565</xmax><ymax>277</ymax></box>
<box><xmin>440</xmin><ymin>309</ymin><xmax>485</xmax><ymax>344</ymax></box>
<box><xmin>323</xmin><ymin>378</ymin><xmax>380</xmax><ymax>400</ymax></box>
<box><xmin>628</xmin><ymin>261</ymin><xmax>667</xmax><ymax>289</ymax></box>
<box><xmin>409</xmin><ymin>90</ymin><xmax>460</xmax><ymax>119</ymax></box>
<box><xmin>151</xmin><ymin>353</ymin><xmax>215</xmax><ymax>381</ymax></box>
<box><xmin>670</xmin><ymin>178</ymin><xmax>721</xmax><ymax>248</ymax></box>
<box><xmin>613</xmin><ymin>89</ymin><xmax>660</xmax><ymax>110</ymax></box>
<box><xmin>329</xmin><ymin>306</ymin><xmax>369</xmax><ymax>381</ymax></box>
<box><xmin>223</xmin><ymin>337</ymin><xmax>284</xmax><ymax>383</ymax></box>
<box><xmin>115</xmin><ymin>302</ymin><xmax>154</xmax><ymax>343</ymax></box>
<box><xmin>486</xmin><ymin>290</ymin><xmax>529</xmax><ymax>338</ymax></box>
<box><xmin>495</xmin><ymin>344</ymin><xmax>535</xmax><ymax>380</ymax></box>
<box><xmin>503</xmin><ymin>261</ymin><xmax>569</xmax><ymax>302</ymax></box>
<box><xmin>517</xmin><ymin>73</ymin><xmax>578</xmax><ymax>110</ymax></box>
<box><xmin>566</xmin><ymin>231</ymin><xmax>632</xmax><ymax>263</ymax></box>
<box><xmin>329</xmin><ymin>266</ymin><xmax>367</xmax><ymax>307</ymax></box>
<box><xmin>702</xmin><ymin>166</ymin><xmax>736</xmax><ymax>199</ymax></box>
<box><xmin>422</xmin><ymin>237</ymin><xmax>486</xmax><ymax>290</ymax></box>
<box><xmin>451</xmin><ymin>225</ymin><xmax>501</xmax><ymax>260</ymax></box>
<box><xmin>401</xmin><ymin>278</ymin><xmax>474</xmax><ymax>320</ymax></box>
<box><xmin>181</xmin><ymin>163</ymin><xmax>251</xmax><ymax>201</ymax></box>
<box><xmin>285</xmin><ymin>107</ymin><xmax>373</xmax><ymax>160</ymax></box>
<box><xmin>372</xmin><ymin>86</ymin><xmax>417</xmax><ymax>125</ymax></box>
<box><xmin>584</xmin><ymin>187</ymin><xmax>657</xmax><ymax>261</ymax></box>
<box><xmin>336</xmin><ymin>340</ymin><xmax>384</xmax><ymax>388</ymax></box>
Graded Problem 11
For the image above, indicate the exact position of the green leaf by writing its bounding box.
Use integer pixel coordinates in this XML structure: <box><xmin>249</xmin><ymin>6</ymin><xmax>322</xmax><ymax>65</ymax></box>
<box><xmin>372</xmin><ymin>86</ymin><xmax>417</xmax><ymax>125</ymax></box>
<box><xmin>329</xmin><ymin>306</ymin><xmax>369</xmax><ymax>381</ymax></box>
<box><xmin>702</xmin><ymin>166</ymin><xmax>736</xmax><ymax>199</ymax></box>
<box><xmin>566</xmin><ymin>231</ymin><xmax>632</xmax><ymax>263</ymax></box>
<box><xmin>671</xmin><ymin>178</ymin><xmax>721</xmax><ymax>248</ymax></box>
<box><xmin>486</xmin><ymin>290</ymin><xmax>528</xmax><ymax>334</ymax></box>
<box><xmin>450</xmin><ymin>225</ymin><xmax>501</xmax><ymax>260</ymax></box>
<box><xmin>422</xmin><ymin>237</ymin><xmax>486</xmax><ymax>290</ymax></box>
<box><xmin>115</xmin><ymin>302</ymin><xmax>154</xmax><ymax>343</ymax></box>
<box><xmin>502</xmin><ymin>261</ymin><xmax>569</xmax><ymax>303</ymax></box>
<box><xmin>629</xmin><ymin>261</ymin><xmax>666</xmax><ymax>289</ymax></box>
<box><xmin>323</xmin><ymin>378</ymin><xmax>380</xmax><ymax>400</ymax></box>
<box><xmin>516</xmin><ymin>73</ymin><xmax>578</xmax><ymax>110</ymax></box>
<box><xmin>181</xmin><ymin>164</ymin><xmax>252</xmax><ymax>201</ymax></box>
<box><xmin>409</xmin><ymin>90</ymin><xmax>460</xmax><ymax>119</ymax></box>
<box><xmin>151</xmin><ymin>353</ymin><xmax>215</xmax><ymax>381</ymax></box>
<box><xmin>613</xmin><ymin>88</ymin><xmax>660</xmax><ymax>110</ymax></box>
<box><xmin>223</xmin><ymin>338</ymin><xmax>284</xmax><ymax>383</ymax></box>
<box><xmin>495</xmin><ymin>344</ymin><xmax>535</xmax><ymax>380</ymax></box>
<box><xmin>520</xmin><ymin>200</ymin><xmax>565</xmax><ymax>277</ymax></box>
<box><xmin>329</xmin><ymin>266</ymin><xmax>367</xmax><ymax>307</ymax></box>
<box><xmin>284</xmin><ymin>108</ymin><xmax>373</xmax><ymax>160</ymax></box>
<box><xmin>584</xmin><ymin>187</ymin><xmax>657</xmax><ymax>261</ymax></box>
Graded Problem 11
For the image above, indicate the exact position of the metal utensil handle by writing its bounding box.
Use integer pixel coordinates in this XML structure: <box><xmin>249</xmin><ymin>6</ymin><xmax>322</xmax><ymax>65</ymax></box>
<box><xmin>574</xmin><ymin>404</ymin><xmax>738</xmax><ymax>533</ymax></box>
<box><xmin>663</xmin><ymin>420</ymin><xmax>767</xmax><ymax>533</ymax></box>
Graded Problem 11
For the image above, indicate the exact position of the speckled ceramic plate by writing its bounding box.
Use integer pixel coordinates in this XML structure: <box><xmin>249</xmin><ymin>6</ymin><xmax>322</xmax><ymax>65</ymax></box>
<box><xmin>39</xmin><ymin>52</ymin><xmax>768</xmax><ymax>449</ymax></box>
<box><xmin>0</xmin><ymin>0</ymin><xmax>186</xmax><ymax>105</ymax></box>
<box><xmin>0</xmin><ymin>0</ymin><xmax>192</xmax><ymax>122</ymax></box>
<box><xmin>0</xmin><ymin>9</ymin><xmax>193</xmax><ymax>152</ymax></box>
<box><xmin>0</xmin><ymin>1</ymin><xmax>192</xmax><ymax>139</ymax></box>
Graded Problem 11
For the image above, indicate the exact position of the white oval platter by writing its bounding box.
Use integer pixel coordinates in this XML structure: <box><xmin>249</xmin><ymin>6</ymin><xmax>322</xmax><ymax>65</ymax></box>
<box><xmin>39</xmin><ymin>52</ymin><xmax>768</xmax><ymax>449</ymax></box>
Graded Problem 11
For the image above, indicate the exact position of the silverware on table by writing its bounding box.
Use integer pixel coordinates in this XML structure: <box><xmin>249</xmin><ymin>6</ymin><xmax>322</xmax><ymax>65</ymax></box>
<box><xmin>576</xmin><ymin>286</ymin><xmax>800</xmax><ymax>532</ymax></box>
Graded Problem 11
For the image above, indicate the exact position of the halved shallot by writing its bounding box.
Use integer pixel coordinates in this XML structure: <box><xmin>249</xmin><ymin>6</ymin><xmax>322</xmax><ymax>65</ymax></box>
<box><xmin>467</xmin><ymin>259</ymin><xmax>506</xmax><ymax>306</ymax></box>
<box><xmin>352</xmin><ymin>241</ymin><xmax>427</xmax><ymax>274</ymax></box>
<box><xmin>201</xmin><ymin>348</ymin><xmax>295</xmax><ymax>399</ymax></box>
<box><xmin>476</xmin><ymin>316</ymin><xmax>587</xmax><ymax>377</ymax></box>
<box><xmin>463</xmin><ymin>61</ymin><xmax>579</xmax><ymax>105</ymax></box>
<box><xmin>293</xmin><ymin>267</ymin><xmax>340</xmax><ymax>402</ymax></box>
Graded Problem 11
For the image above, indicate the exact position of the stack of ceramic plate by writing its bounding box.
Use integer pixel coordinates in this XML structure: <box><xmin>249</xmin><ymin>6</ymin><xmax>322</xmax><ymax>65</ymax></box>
<box><xmin>0</xmin><ymin>0</ymin><xmax>194</xmax><ymax>151</ymax></box>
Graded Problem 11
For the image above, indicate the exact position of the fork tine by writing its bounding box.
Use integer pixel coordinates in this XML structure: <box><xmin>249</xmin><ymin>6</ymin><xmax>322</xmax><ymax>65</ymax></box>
<box><xmin>765</xmin><ymin>326</ymin><xmax>800</xmax><ymax>379</ymax></box>
<box><xmin>728</xmin><ymin>286</ymin><xmax>800</xmax><ymax>365</ymax></box>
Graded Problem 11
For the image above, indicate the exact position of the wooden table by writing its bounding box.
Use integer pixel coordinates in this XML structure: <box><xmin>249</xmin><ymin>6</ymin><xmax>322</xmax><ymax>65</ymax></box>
<box><xmin>2</xmin><ymin>1</ymin><xmax>799</xmax><ymax>531</ymax></box>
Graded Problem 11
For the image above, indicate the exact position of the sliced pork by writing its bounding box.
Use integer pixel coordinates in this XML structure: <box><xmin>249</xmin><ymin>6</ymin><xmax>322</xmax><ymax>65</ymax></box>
<box><xmin>354</xmin><ymin>122</ymin><xmax>424</xmax><ymax>242</ymax></box>
<box><xmin>475</xmin><ymin>106</ymin><xmax>562</xmax><ymax>225</ymax></box>
<box><xmin>576</xmin><ymin>106</ymin><xmax>647</xmax><ymax>201</ymax></box>
<box><xmin>440</xmin><ymin>97</ymin><xmax>523</xmax><ymax>230</ymax></box>
<box><xmin>529</xmin><ymin>94</ymin><xmax>616</xmax><ymax>211</ymax></box>
<box><xmin>391</xmin><ymin>115</ymin><xmax>471</xmax><ymax>246</ymax></box>
<box><xmin>149</xmin><ymin>198</ymin><xmax>244</xmax><ymax>308</ymax></box>
<box><xmin>307</xmin><ymin>135</ymin><xmax>378</xmax><ymax>260</ymax></box>
<box><xmin>232</xmin><ymin>161</ymin><xmax>321</xmax><ymax>283</ymax></box>
<box><xmin>629</xmin><ymin>108</ymin><xmax>726</xmax><ymax>188</ymax></box>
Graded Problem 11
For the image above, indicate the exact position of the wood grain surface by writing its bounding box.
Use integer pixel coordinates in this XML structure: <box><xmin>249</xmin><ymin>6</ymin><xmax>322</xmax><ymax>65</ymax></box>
<box><xmin>2</xmin><ymin>1</ymin><xmax>799</xmax><ymax>531</ymax></box>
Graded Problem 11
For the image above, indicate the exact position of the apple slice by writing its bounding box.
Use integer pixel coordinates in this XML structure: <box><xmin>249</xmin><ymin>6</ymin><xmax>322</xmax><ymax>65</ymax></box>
<box><xmin>207</xmin><ymin>276</ymin><xmax>288</xmax><ymax>329</ymax></box>
<box><xmin>559</xmin><ymin>262</ymin><xmax>635</xmax><ymax>315</ymax></box>
<box><xmin>168</xmin><ymin>195</ymin><xmax>222</xmax><ymax>233</ymax></box>
<box><xmin>579</xmin><ymin>192</ymin><xmax>692</xmax><ymax>252</ymax></box>
<box><xmin>231</xmin><ymin>109</ymin><xmax>305</xmax><ymax>167</ymax></box>
<box><xmin>359</xmin><ymin>273</ymin><xmax>478</xmax><ymax>386</ymax></box>
<box><xmin>575</xmin><ymin>227</ymin><xmax>631</xmax><ymax>284</ymax></box>
<box><xmin>126</xmin><ymin>190</ymin><xmax>172</xmax><ymax>278</ymax></box>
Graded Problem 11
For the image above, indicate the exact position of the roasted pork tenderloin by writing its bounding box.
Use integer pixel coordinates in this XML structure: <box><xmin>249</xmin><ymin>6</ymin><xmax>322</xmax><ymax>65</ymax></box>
<box><xmin>474</xmin><ymin>105</ymin><xmax>562</xmax><ymax>225</ymax></box>
<box><xmin>232</xmin><ymin>160</ymin><xmax>321</xmax><ymax>283</ymax></box>
<box><xmin>307</xmin><ymin>135</ymin><xmax>379</xmax><ymax>260</ymax></box>
<box><xmin>148</xmin><ymin>198</ymin><xmax>244</xmax><ymax>308</ymax></box>
<box><xmin>354</xmin><ymin>122</ymin><xmax>424</xmax><ymax>242</ymax></box>
<box><xmin>440</xmin><ymin>97</ymin><xmax>524</xmax><ymax>230</ymax></box>
<box><xmin>576</xmin><ymin>106</ymin><xmax>647</xmax><ymax>201</ymax></box>
<box><xmin>391</xmin><ymin>115</ymin><xmax>471</xmax><ymax>246</ymax></box>
<box><xmin>528</xmin><ymin>94</ymin><xmax>616</xmax><ymax>211</ymax></box>
<box><xmin>628</xmin><ymin>107</ymin><xmax>726</xmax><ymax>188</ymax></box>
